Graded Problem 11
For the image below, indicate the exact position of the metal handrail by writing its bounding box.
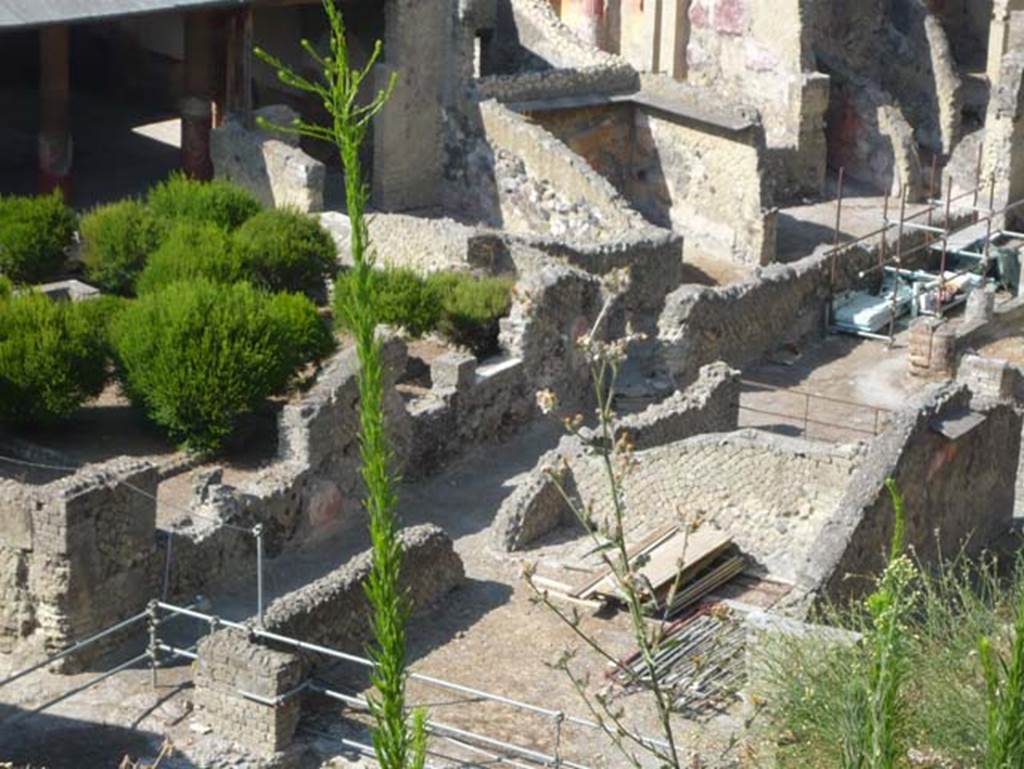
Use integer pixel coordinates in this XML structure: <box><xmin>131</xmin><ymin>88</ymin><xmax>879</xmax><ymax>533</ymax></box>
<box><xmin>153</xmin><ymin>600</ymin><xmax>673</xmax><ymax>752</ymax></box>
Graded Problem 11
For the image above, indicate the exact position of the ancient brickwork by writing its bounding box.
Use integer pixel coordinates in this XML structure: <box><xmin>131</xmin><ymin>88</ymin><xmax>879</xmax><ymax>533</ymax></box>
<box><xmin>0</xmin><ymin>458</ymin><xmax>157</xmax><ymax>668</ymax></box>
<box><xmin>492</xmin><ymin>363</ymin><xmax>760</xmax><ymax>553</ymax></box>
<box><xmin>260</xmin><ymin>524</ymin><xmax>464</xmax><ymax>654</ymax></box>
<box><xmin>193</xmin><ymin>630</ymin><xmax>306</xmax><ymax>758</ymax></box>
<box><xmin>570</xmin><ymin>431</ymin><xmax>861</xmax><ymax>581</ymax></box>
<box><xmin>657</xmin><ymin>208</ymin><xmax>974</xmax><ymax>386</ymax></box>
<box><xmin>794</xmin><ymin>384</ymin><xmax>1023</xmax><ymax>609</ymax></box>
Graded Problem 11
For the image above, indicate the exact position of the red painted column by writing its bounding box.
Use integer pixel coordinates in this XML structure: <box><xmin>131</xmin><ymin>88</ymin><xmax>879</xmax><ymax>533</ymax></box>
<box><xmin>38</xmin><ymin>25</ymin><xmax>72</xmax><ymax>199</ymax></box>
<box><xmin>182</xmin><ymin>11</ymin><xmax>214</xmax><ymax>180</ymax></box>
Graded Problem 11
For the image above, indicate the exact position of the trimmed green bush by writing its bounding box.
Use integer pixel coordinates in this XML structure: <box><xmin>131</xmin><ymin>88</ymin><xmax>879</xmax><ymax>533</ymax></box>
<box><xmin>0</xmin><ymin>293</ymin><xmax>111</xmax><ymax>423</ymax></box>
<box><xmin>147</xmin><ymin>173</ymin><xmax>261</xmax><ymax>231</ymax></box>
<box><xmin>428</xmin><ymin>272</ymin><xmax>514</xmax><ymax>357</ymax></box>
<box><xmin>233</xmin><ymin>208</ymin><xmax>337</xmax><ymax>297</ymax></box>
<box><xmin>112</xmin><ymin>279</ymin><xmax>334</xmax><ymax>453</ymax></box>
<box><xmin>0</xmin><ymin>192</ymin><xmax>76</xmax><ymax>284</ymax></box>
<box><xmin>135</xmin><ymin>222</ymin><xmax>244</xmax><ymax>294</ymax></box>
<box><xmin>334</xmin><ymin>266</ymin><xmax>441</xmax><ymax>338</ymax></box>
<box><xmin>80</xmin><ymin>200</ymin><xmax>163</xmax><ymax>295</ymax></box>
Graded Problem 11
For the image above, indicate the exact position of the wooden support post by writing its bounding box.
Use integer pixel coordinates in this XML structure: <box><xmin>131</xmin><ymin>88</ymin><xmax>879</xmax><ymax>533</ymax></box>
<box><xmin>182</xmin><ymin>11</ymin><xmax>215</xmax><ymax>180</ymax></box>
<box><xmin>224</xmin><ymin>7</ymin><xmax>254</xmax><ymax>128</ymax></box>
<box><xmin>38</xmin><ymin>25</ymin><xmax>72</xmax><ymax>199</ymax></box>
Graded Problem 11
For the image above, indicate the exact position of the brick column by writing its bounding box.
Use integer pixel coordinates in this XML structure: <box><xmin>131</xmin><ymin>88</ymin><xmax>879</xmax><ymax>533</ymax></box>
<box><xmin>38</xmin><ymin>25</ymin><xmax>72</xmax><ymax>199</ymax></box>
<box><xmin>182</xmin><ymin>11</ymin><xmax>215</xmax><ymax>180</ymax></box>
<box><xmin>194</xmin><ymin>630</ymin><xmax>306</xmax><ymax>756</ymax></box>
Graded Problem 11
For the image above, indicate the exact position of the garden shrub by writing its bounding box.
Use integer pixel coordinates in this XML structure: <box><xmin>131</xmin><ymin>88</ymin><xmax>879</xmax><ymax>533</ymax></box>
<box><xmin>0</xmin><ymin>293</ymin><xmax>110</xmax><ymax>423</ymax></box>
<box><xmin>0</xmin><ymin>192</ymin><xmax>76</xmax><ymax>283</ymax></box>
<box><xmin>233</xmin><ymin>208</ymin><xmax>337</xmax><ymax>297</ymax></box>
<box><xmin>111</xmin><ymin>279</ymin><xmax>334</xmax><ymax>453</ymax></box>
<box><xmin>334</xmin><ymin>266</ymin><xmax>441</xmax><ymax>338</ymax></box>
<box><xmin>147</xmin><ymin>173</ymin><xmax>261</xmax><ymax>231</ymax></box>
<box><xmin>135</xmin><ymin>222</ymin><xmax>245</xmax><ymax>294</ymax></box>
<box><xmin>427</xmin><ymin>271</ymin><xmax>514</xmax><ymax>357</ymax></box>
<box><xmin>80</xmin><ymin>200</ymin><xmax>163</xmax><ymax>295</ymax></box>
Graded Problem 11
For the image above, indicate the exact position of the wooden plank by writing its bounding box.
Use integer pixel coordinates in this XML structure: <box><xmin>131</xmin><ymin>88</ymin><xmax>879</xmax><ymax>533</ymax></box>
<box><xmin>572</xmin><ymin>524</ymin><xmax>679</xmax><ymax>600</ymax></box>
<box><xmin>586</xmin><ymin>528</ymin><xmax>732</xmax><ymax>601</ymax></box>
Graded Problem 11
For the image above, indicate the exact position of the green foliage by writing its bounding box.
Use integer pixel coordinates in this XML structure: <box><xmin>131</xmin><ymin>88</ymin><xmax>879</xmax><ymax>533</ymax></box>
<box><xmin>0</xmin><ymin>293</ymin><xmax>110</xmax><ymax>423</ymax></box>
<box><xmin>147</xmin><ymin>173</ymin><xmax>261</xmax><ymax>231</ymax></box>
<box><xmin>756</xmin><ymin>482</ymin><xmax>1024</xmax><ymax>769</ymax></box>
<box><xmin>334</xmin><ymin>267</ymin><xmax>441</xmax><ymax>338</ymax></box>
<box><xmin>135</xmin><ymin>222</ymin><xmax>245</xmax><ymax>294</ymax></box>
<box><xmin>0</xmin><ymin>192</ymin><xmax>76</xmax><ymax>284</ymax></box>
<box><xmin>980</xmin><ymin>577</ymin><xmax>1024</xmax><ymax>769</ymax></box>
<box><xmin>111</xmin><ymin>279</ymin><xmax>333</xmax><ymax>453</ymax></box>
<box><xmin>427</xmin><ymin>271</ymin><xmax>514</xmax><ymax>357</ymax></box>
<box><xmin>80</xmin><ymin>200</ymin><xmax>164</xmax><ymax>295</ymax></box>
<box><xmin>856</xmin><ymin>480</ymin><xmax>916</xmax><ymax>769</ymax></box>
<box><xmin>233</xmin><ymin>207</ymin><xmax>337</xmax><ymax>297</ymax></box>
<box><xmin>255</xmin><ymin>0</ymin><xmax>424</xmax><ymax>765</ymax></box>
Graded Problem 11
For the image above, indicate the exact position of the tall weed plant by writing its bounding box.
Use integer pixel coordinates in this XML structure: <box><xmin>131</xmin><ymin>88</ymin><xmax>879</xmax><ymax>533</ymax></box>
<box><xmin>255</xmin><ymin>3</ymin><xmax>426</xmax><ymax>767</ymax></box>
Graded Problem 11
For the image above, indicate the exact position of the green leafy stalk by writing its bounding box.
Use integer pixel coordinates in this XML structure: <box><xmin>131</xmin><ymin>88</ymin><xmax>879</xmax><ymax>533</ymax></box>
<box><xmin>255</xmin><ymin>6</ymin><xmax>425</xmax><ymax>768</ymax></box>
<box><xmin>852</xmin><ymin>479</ymin><xmax>916</xmax><ymax>769</ymax></box>
<box><xmin>980</xmin><ymin>585</ymin><xmax>1024</xmax><ymax>769</ymax></box>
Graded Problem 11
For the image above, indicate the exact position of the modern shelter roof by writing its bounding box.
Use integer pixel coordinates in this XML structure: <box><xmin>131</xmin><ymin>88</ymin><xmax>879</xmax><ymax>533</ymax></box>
<box><xmin>0</xmin><ymin>0</ymin><xmax>251</xmax><ymax>30</ymax></box>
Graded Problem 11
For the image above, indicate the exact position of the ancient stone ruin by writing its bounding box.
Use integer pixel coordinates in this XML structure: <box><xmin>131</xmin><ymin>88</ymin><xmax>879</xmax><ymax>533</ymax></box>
<box><xmin>3</xmin><ymin>0</ymin><xmax>1024</xmax><ymax>767</ymax></box>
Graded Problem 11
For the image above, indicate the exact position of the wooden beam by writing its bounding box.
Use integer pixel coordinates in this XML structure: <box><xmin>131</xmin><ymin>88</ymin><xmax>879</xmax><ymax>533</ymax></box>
<box><xmin>225</xmin><ymin>6</ymin><xmax>254</xmax><ymax>127</ymax></box>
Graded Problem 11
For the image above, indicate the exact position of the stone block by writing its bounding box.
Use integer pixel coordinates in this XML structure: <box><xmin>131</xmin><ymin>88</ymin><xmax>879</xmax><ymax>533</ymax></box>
<box><xmin>212</xmin><ymin>119</ymin><xmax>325</xmax><ymax>213</ymax></box>
<box><xmin>966</xmin><ymin>284</ymin><xmax>997</xmax><ymax>324</ymax></box>
<box><xmin>431</xmin><ymin>352</ymin><xmax>478</xmax><ymax>391</ymax></box>
<box><xmin>959</xmin><ymin>353</ymin><xmax>1016</xmax><ymax>401</ymax></box>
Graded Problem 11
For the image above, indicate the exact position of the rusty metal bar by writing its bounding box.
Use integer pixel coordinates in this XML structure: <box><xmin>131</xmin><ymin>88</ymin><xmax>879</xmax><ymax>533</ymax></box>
<box><xmin>937</xmin><ymin>182</ymin><xmax>954</xmax><ymax>317</ymax></box>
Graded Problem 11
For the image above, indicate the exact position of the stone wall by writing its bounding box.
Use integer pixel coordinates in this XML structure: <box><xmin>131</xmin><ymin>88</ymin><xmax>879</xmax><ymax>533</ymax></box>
<box><xmin>509</xmin><ymin>228</ymin><xmax>685</xmax><ymax>332</ymax></box>
<box><xmin>500</xmin><ymin>249</ymin><xmax>606</xmax><ymax>406</ymax></box>
<box><xmin>686</xmin><ymin>0</ymin><xmax>829</xmax><ymax>200</ymax></box>
<box><xmin>478</xmin><ymin>99</ymin><xmax>648</xmax><ymax>237</ymax></box>
<box><xmin>630</xmin><ymin>83</ymin><xmax>776</xmax><ymax>265</ymax></box>
<box><xmin>613</xmin><ymin>361</ymin><xmax>740</xmax><ymax>450</ymax></box>
<box><xmin>571</xmin><ymin>430</ymin><xmax>861</xmax><ymax>580</ymax></box>
<box><xmin>320</xmin><ymin>211</ymin><xmax>479</xmax><ymax>275</ymax></box>
<box><xmin>982</xmin><ymin>14</ymin><xmax>1024</xmax><ymax>229</ymax></box>
<box><xmin>519</xmin><ymin>80</ymin><xmax>776</xmax><ymax>266</ymax></box>
<box><xmin>657</xmin><ymin>208</ymin><xmax>973</xmax><ymax>387</ymax></box>
<box><xmin>373</xmin><ymin>0</ymin><xmax>448</xmax><ymax>211</ymax></box>
<box><xmin>794</xmin><ymin>383</ymin><xmax>1022</xmax><ymax>608</ymax></box>
<box><xmin>191</xmin><ymin>525</ymin><xmax>461</xmax><ymax>759</ymax></box>
<box><xmin>261</xmin><ymin>524</ymin><xmax>464</xmax><ymax>653</ymax></box>
<box><xmin>0</xmin><ymin>458</ymin><xmax>157</xmax><ymax>669</ymax></box>
<box><xmin>492</xmin><ymin>362</ymin><xmax>755</xmax><ymax>552</ymax></box>
<box><xmin>406</xmin><ymin>352</ymin><xmax>533</xmax><ymax>478</ymax></box>
<box><xmin>814</xmin><ymin>0</ymin><xmax>964</xmax><ymax>196</ymax></box>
